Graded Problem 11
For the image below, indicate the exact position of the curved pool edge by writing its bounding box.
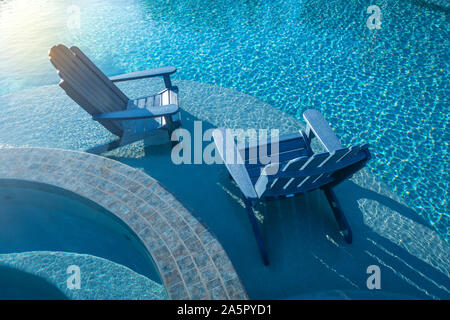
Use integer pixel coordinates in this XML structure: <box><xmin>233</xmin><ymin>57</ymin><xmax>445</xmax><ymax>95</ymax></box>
<box><xmin>0</xmin><ymin>147</ymin><xmax>247</xmax><ymax>300</ymax></box>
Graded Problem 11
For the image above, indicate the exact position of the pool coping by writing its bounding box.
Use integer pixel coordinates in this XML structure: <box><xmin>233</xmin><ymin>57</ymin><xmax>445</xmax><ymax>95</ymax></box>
<box><xmin>0</xmin><ymin>147</ymin><xmax>248</xmax><ymax>300</ymax></box>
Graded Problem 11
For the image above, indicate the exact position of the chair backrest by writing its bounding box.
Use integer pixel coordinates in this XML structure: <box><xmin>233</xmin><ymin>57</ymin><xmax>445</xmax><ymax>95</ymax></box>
<box><xmin>49</xmin><ymin>44</ymin><xmax>128</xmax><ymax>136</ymax></box>
<box><xmin>261</xmin><ymin>144</ymin><xmax>370</xmax><ymax>196</ymax></box>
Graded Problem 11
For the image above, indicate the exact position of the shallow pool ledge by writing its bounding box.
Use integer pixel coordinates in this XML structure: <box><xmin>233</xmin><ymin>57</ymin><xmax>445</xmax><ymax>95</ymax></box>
<box><xmin>0</xmin><ymin>251</ymin><xmax>168</xmax><ymax>300</ymax></box>
<box><xmin>0</xmin><ymin>147</ymin><xmax>247</xmax><ymax>300</ymax></box>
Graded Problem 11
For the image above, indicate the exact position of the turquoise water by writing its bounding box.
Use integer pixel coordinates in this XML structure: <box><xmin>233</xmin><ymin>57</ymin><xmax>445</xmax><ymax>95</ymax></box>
<box><xmin>0</xmin><ymin>181</ymin><xmax>167</xmax><ymax>299</ymax></box>
<box><xmin>0</xmin><ymin>0</ymin><xmax>448</xmax><ymax>240</ymax></box>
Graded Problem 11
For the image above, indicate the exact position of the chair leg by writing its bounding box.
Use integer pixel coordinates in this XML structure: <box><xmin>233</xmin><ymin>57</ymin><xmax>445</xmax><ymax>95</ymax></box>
<box><xmin>244</xmin><ymin>199</ymin><xmax>269</xmax><ymax>265</ymax></box>
<box><xmin>164</xmin><ymin>115</ymin><xmax>181</xmax><ymax>147</ymax></box>
<box><xmin>322</xmin><ymin>187</ymin><xmax>352</xmax><ymax>244</ymax></box>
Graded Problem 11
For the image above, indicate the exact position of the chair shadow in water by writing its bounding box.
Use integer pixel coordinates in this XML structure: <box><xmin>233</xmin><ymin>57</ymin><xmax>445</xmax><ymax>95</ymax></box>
<box><xmin>260</xmin><ymin>175</ymin><xmax>450</xmax><ymax>299</ymax></box>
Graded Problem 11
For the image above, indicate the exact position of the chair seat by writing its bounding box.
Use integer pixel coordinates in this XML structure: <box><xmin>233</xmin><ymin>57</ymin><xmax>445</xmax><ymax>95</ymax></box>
<box><xmin>122</xmin><ymin>88</ymin><xmax>179</xmax><ymax>136</ymax></box>
<box><xmin>239</xmin><ymin>131</ymin><xmax>313</xmax><ymax>183</ymax></box>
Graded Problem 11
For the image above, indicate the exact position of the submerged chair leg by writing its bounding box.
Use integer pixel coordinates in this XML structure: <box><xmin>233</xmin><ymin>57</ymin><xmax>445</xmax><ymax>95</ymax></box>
<box><xmin>322</xmin><ymin>187</ymin><xmax>352</xmax><ymax>244</ymax></box>
<box><xmin>164</xmin><ymin>115</ymin><xmax>181</xmax><ymax>147</ymax></box>
<box><xmin>244</xmin><ymin>199</ymin><xmax>269</xmax><ymax>266</ymax></box>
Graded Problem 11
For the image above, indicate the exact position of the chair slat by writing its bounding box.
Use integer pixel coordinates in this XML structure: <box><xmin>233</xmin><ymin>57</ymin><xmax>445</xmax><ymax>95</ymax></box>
<box><xmin>137</xmin><ymin>98</ymin><xmax>146</xmax><ymax>109</ymax></box>
<box><xmin>144</xmin><ymin>96</ymin><xmax>155</xmax><ymax>132</ymax></box>
<box><xmin>154</xmin><ymin>94</ymin><xmax>161</xmax><ymax>107</ymax></box>
<box><xmin>59</xmin><ymin>80</ymin><xmax>98</xmax><ymax>115</ymax></box>
<box><xmin>337</xmin><ymin>145</ymin><xmax>361</xmax><ymax>164</ymax></box>
<box><xmin>245</xmin><ymin>147</ymin><xmax>311</xmax><ymax>169</ymax></box>
<box><xmin>298</xmin><ymin>152</ymin><xmax>330</xmax><ymax>171</ymax></box>
<box><xmin>70</xmin><ymin>46</ymin><xmax>129</xmax><ymax>104</ymax></box>
<box><xmin>296</xmin><ymin>173</ymin><xmax>326</xmax><ymax>192</ymax></box>
<box><xmin>241</xmin><ymin>132</ymin><xmax>310</xmax><ymax>163</ymax></box>
<box><xmin>269</xmin><ymin>152</ymin><xmax>329</xmax><ymax>193</ymax></box>
<box><xmin>246</xmin><ymin>155</ymin><xmax>301</xmax><ymax>181</ymax></box>
<box><xmin>57</xmin><ymin>67</ymin><xmax>115</xmax><ymax>113</ymax></box>
<box><xmin>50</xmin><ymin>45</ymin><xmax>126</xmax><ymax>113</ymax></box>
<box><xmin>62</xmin><ymin>56</ymin><xmax>124</xmax><ymax>110</ymax></box>
<box><xmin>319</xmin><ymin>148</ymin><xmax>349</xmax><ymax>170</ymax></box>
<box><xmin>146</xmin><ymin>95</ymin><xmax>155</xmax><ymax>108</ymax></box>
<box><xmin>308</xmin><ymin>172</ymin><xmax>333</xmax><ymax>189</ymax></box>
<box><xmin>161</xmin><ymin>90</ymin><xmax>170</xmax><ymax>105</ymax></box>
<box><xmin>169</xmin><ymin>89</ymin><xmax>178</xmax><ymax>105</ymax></box>
<box><xmin>128</xmin><ymin>100</ymin><xmax>138</xmax><ymax>110</ymax></box>
<box><xmin>269</xmin><ymin>156</ymin><xmax>310</xmax><ymax>191</ymax></box>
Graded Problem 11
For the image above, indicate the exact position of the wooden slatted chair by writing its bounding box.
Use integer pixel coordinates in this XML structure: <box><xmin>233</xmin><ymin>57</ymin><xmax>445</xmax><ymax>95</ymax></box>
<box><xmin>49</xmin><ymin>44</ymin><xmax>181</xmax><ymax>147</ymax></box>
<box><xmin>212</xmin><ymin>109</ymin><xmax>371</xmax><ymax>265</ymax></box>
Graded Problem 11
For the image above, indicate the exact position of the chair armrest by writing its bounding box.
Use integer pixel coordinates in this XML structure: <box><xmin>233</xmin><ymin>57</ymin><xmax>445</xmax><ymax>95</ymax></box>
<box><xmin>110</xmin><ymin>66</ymin><xmax>177</xmax><ymax>88</ymax></box>
<box><xmin>212</xmin><ymin>128</ymin><xmax>258</xmax><ymax>200</ymax></box>
<box><xmin>302</xmin><ymin>109</ymin><xmax>343</xmax><ymax>152</ymax></box>
<box><xmin>109</xmin><ymin>66</ymin><xmax>176</xmax><ymax>82</ymax></box>
<box><xmin>92</xmin><ymin>104</ymin><xmax>179</xmax><ymax>121</ymax></box>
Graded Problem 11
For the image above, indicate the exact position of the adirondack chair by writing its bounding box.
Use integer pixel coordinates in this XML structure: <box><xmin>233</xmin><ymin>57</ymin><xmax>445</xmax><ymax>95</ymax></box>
<box><xmin>212</xmin><ymin>109</ymin><xmax>371</xmax><ymax>265</ymax></box>
<box><xmin>49</xmin><ymin>44</ymin><xmax>181</xmax><ymax>147</ymax></box>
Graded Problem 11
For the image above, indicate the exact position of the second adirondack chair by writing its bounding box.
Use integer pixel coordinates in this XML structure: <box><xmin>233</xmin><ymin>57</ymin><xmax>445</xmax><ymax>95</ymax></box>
<box><xmin>212</xmin><ymin>109</ymin><xmax>371</xmax><ymax>265</ymax></box>
<box><xmin>49</xmin><ymin>44</ymin><xmax>181</xmax><ymax>148</ymax></box>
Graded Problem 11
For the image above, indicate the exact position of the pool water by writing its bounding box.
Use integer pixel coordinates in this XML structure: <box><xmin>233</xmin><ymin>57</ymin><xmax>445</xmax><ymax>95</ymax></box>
<box><xmin>0</xmin><ymin>180</ymin><xmax>166</xmax><ymax>298</ymax></box>
<box><xmin>0</xmin><ymin>0</ymin><xmax>448</xmax><ymax>240</ymax></box>
<box><xmin>0</xmin><ymin>266</ymin><xmax>68</xmax><ymax>299</ymax></box>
